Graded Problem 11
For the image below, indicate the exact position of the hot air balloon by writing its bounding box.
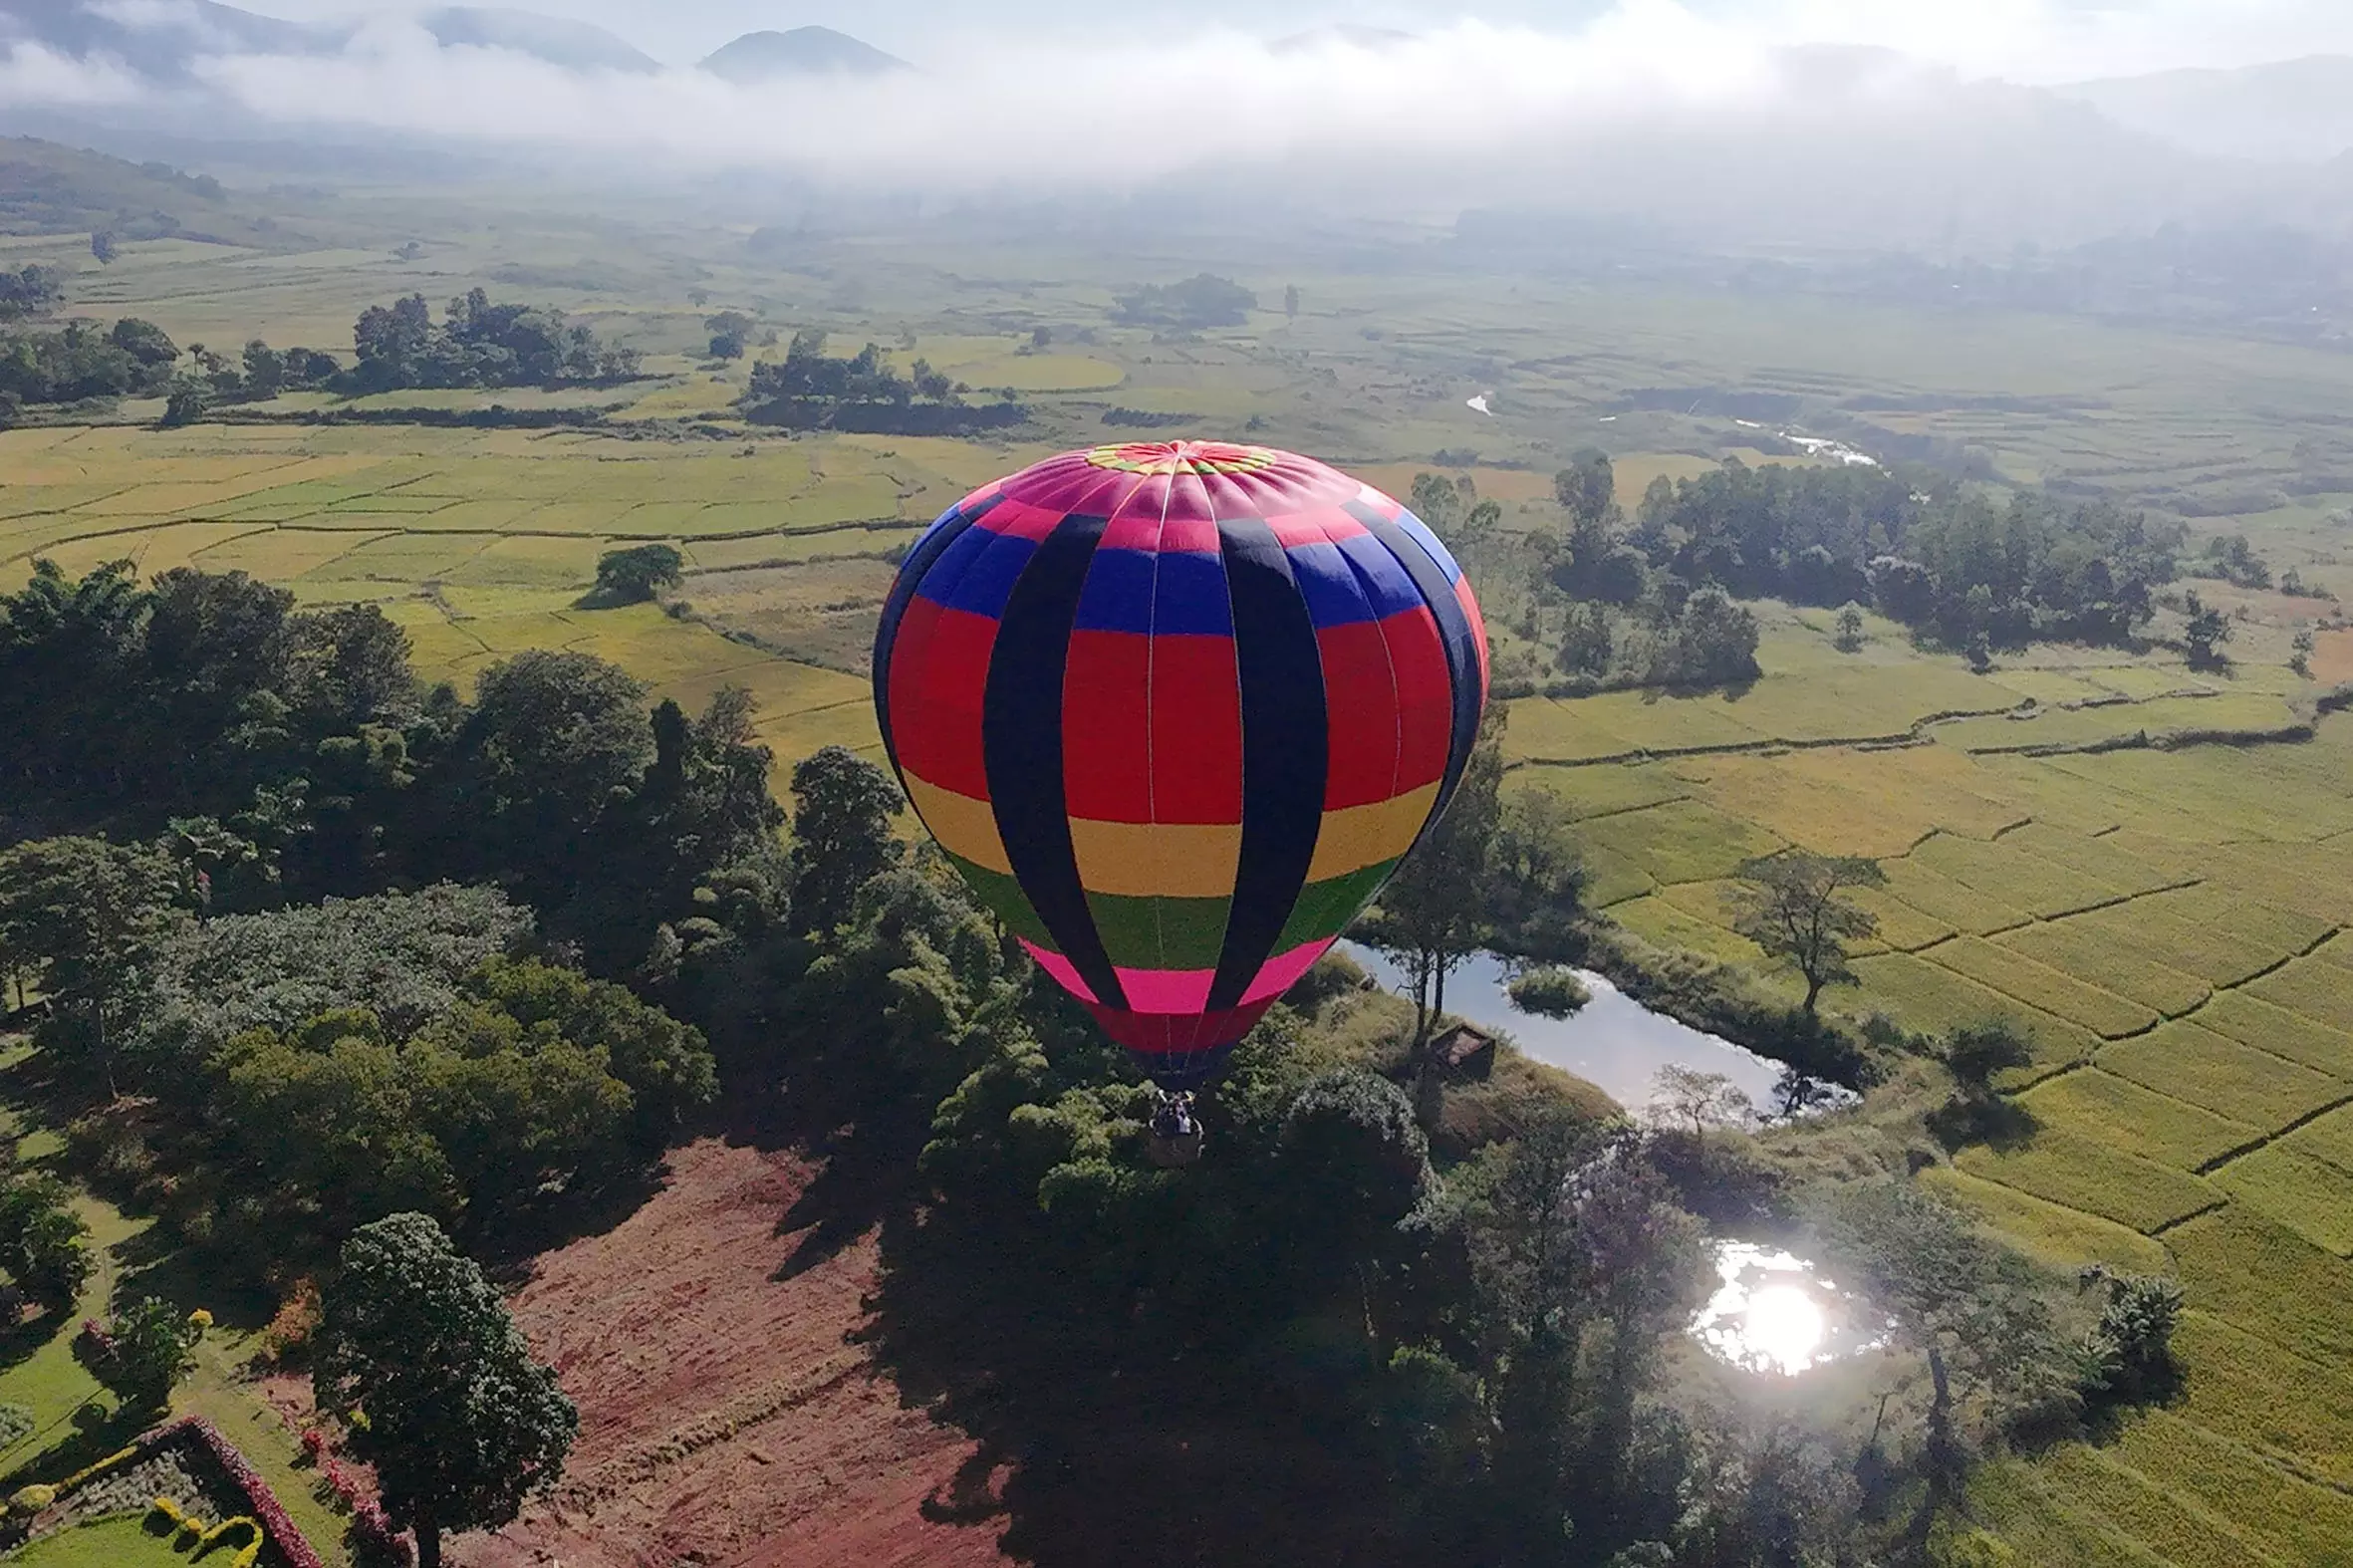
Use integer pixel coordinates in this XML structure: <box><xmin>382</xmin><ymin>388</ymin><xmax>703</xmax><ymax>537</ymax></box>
<box><xmin>873</xmin><ymin>440</ymin><xmax>1487</xmax><ymax>1103</ymax></box>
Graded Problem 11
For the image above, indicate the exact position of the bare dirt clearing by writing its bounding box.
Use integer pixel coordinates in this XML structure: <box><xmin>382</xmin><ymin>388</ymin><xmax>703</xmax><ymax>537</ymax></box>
<box><xmin>450</xmin><ymin>1138</ymin><xmax>1009</xmax><ymax>1568</ymax></box>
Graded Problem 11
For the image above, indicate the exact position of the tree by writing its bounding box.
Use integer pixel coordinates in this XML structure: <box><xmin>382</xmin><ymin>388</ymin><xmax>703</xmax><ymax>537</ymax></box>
<box><xmin>0</xmin><ymin>837</ymin><xmax>186</xmax><ymax>1092</ymax></box>
<box><xmin>1558</xmin><ymin>602</ymin><xmax>1614</xmax><ymax>676</ymax></box>
<box><xmin>788</xmin><ymin>746</ymin><xmax>903</xmax><ymax>935</ymax></box>
<box><xmin>686</xmin><ymin>287</ymin><xmax>709</xmax><ymax>308</ymax></box>
<box><xmin>91</xmin><ymin>231</ymin><xmax>118</xmax><ymax>265</ymax></box>
<box><xmin>1725</xmin><ymin>852</ymin><xmax>1886</xmax><ymax>1014</ymax></box>
<box><xmin>1944</xmin><ymin>1017</ymin><xmax>2034</xmax><ymax>1092</ymax></box>
<box><xmin>1651</xmin><ymin>1065</ymin><xmax>1752</xmax><ymax>1137</ymax></box>
<box><xmin>76</xmin><ymin>1297</ymin><xmax>205</xmax><ymax>1413</ymax></box>
<box><xmin>1029</xmin><ymin>326</ymin><xmax>1053</xmax><ymax>350</ymax></box>
<box><xmin>1555</xmin><ymin>450</ymin><xmax>1616</xmax><ymax>535</ymax></box>
<box><xmin>593</xmin><ymin>543</ymin><xmax>684</xmax><ymax>603</ymax></box>
<box><xmin>240</xmin><ymin>340</ymin><xmax>285</xmax><ymax>398</ymax></box>
<box><xmin>2084</xmin><ymin>1272</ymin><xmax>2183</xmax><ymax>1403</ymax></box>
<box><xmin>703</xmin><ymin>310</ymin><xmax>754</xmax><ymax>360</ymax></box>
<box><xmin>1834</xmin><ymin>602</ymin><xmax>1866</xmax><ymax>653</ymax></box>
<box><xmin>459</xmin><ymin>651</ymin><xmax>651</xmax><ymax>883</ymax></box>
<box><xmin>0</xmin><ymin>1176</ymin><xmax>93</xmax><ymax>1305</ymax></box>
<box><xmin>1369</xmin><ymin>710</ymin><xmax>1506</xmax><ymax>1050</ymax></box>
<box><xmin>2182</xmin><ymin>590</ymin><xmax>2230</xmax><ymax>669</ymax></box>
<box><xmin>2291</xmin><ymin>627</ymin><xmax>2315</xmax><ymax>678</ymax></box>
<box><xmin>1283</xmin><ymin>283</ymin><xmax>1300</xmax><ymax>320</ymax></box>
<box><xmin>317</xmin><ymin>1213</ymin><xmax>577</xmax><ymax>1568</ymax></box>
<box><xmin>159</xmin><ymin>376</ymin><xmax>212</xmax><ymax>427</ymax></box>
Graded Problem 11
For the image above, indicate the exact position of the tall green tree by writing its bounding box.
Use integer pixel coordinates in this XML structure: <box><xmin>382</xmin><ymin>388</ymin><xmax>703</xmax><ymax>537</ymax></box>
<box><xmin>317</xmin><ymin>1213</ymin><xmax>577</xmax><ymax>1568</ymax></box>
<box><xmin>0</xmin><ymin>836</ymin><xmax>186</xmax><ymax>1092</ymax></box>
<box><xmin>788</xmin><ymin>745</ymin><xmax>902</xmax><ymax>936</ymax></box>
<box><xmin>1368</xmin><ymin>710</ymin><xmax>1506</xmax><ymax>1049</ymax></box>
<box><xmin>1725</xmin><ymin>852</ymin><xmax>1885</xmax><ymax>1014</ymax></box>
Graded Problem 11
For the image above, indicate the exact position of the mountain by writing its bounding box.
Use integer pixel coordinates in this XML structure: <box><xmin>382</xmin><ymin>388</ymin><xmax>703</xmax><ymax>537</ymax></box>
<box><xmin>422</xmin><ymin>7</ymin><xmax>659</xmax><ymax>73</ymax></box>
<box><xmin>0</xmin><ymin>0</ymin><xmax>661</xmax><ymax>80</ymax></box>
<box><xmin>698</xmin><ymin>26</ymin><xmax>906</xmax><ymax>84</ymax></box>
<box><xmin>2055</xmin><ymin>57</ymin><xmax>2353</xmax><ymax>163</ymax></box>
<box><xmin>0</xmin><ymin>0</ymin><xmax>325</xmax><ymax>79</ymax></box>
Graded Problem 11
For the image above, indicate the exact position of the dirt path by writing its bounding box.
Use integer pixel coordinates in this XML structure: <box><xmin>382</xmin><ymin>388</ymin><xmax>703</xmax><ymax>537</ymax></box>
<box><xmin>451</xmin><ymin>1139</ymin><xmax>1010</xmax><ymax>1568</ymax></box>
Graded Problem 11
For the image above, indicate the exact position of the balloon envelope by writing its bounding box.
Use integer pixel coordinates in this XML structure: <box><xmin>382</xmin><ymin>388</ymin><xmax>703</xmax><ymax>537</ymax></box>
<box><xmin>873</xmin><ymin>440</ymin><xmax>1488</xmax><ymax>1087</ymax></box>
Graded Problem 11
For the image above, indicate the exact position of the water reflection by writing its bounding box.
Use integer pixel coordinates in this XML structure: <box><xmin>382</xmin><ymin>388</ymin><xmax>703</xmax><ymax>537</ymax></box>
<box><xmin>1337</xmin><ymin>944</ymin><xmax>1786</xmax><ymax>1112</ymax></box>
<box><xmin>1692</xmin><ymin>1242</ymin><xmax>1888</xmax><ymax>1376</ymax></box>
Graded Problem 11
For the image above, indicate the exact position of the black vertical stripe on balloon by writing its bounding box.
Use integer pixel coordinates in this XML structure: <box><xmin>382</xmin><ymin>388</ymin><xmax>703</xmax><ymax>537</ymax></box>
<box><xmin>1348</xmin><ymin>503</ymin><xmax>1481</xmax><ymax>821</ymax></box>
<box><xmin>982</xmin><ymin>511</ymin><xmax>1128</xmax><ymax>1013</ymax></box>
<box><xmin>870</xmin><ymin>492</ymin><xmax>999</xmax><ymax>774</ymax></box>
<box><xmin>1206</xmin><ymin>516</ymin><xmax>1329</xmax><ymax>1013</ymax></box>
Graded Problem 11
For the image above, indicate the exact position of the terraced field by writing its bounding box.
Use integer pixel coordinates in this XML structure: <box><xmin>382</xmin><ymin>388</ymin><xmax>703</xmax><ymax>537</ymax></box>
<box><xmin>1514</xmin><ymin>607</ymin><xmax>2353</xmax><ymax>1564</ymax></box>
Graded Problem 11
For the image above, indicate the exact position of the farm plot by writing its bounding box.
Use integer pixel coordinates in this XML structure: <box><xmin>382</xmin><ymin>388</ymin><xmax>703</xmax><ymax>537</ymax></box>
<box><xmin>2015</xmin><ymin>1068</ymin><xmax>2260</xmax><ymax>1171</ymax></box>
<box><xmin>1952</xmin><ymin>1127</ymin><xmax>2222</xmax><ymax>1233</ymax></box>
<box><xmin>2050</xmin><ymin>888</ymin><xmax>2327</xmax><ymax>990</ymax></box>
<box><xmin>2027</xmin><ymin>1442</ymin><xmax>2284</xmax><ymax>1568</ymax></box>
<box><xmin>2099</xmin><ymin>1023</ymin><xmax>2349</xmax><ymax>1130</ymax></box>
<box><xmin>2240</xmin><ymin>957</ymin><xmax>2353</xmax><ymax>1036</ymax></box>
<box><xmin>1849</xmin><ymin>951</ymin><xmax>2099</xmax><ymax>1071</ymax></box>
<box><xmin>2210</xmin><ymin>1144</ymin><xmax>2353</xmax><ymax>1256</ymax></box>
<box><xmin>1570</xmin><ymin>799</ymin><xmax>1784</xmax><ymax>887</ymax></box>
<box><xmin>2166</xmin><ymin>1310</ymin><xmax>2353</xmax><ymax>1490</ymax></box>
<box><xmin>1871</xmin><ymin>859</ymin><xmax>2030</xmax><ymax>936</ymax></box>
<box><xmin>2191</xmin><ymin>990</ymin><xmax>2353</xmax><ymax>1079</ymax></box>
<box><xmin>1920</xmin><ymin>1166</ymin><xmax>2171</xmax><ymax>1274</ymax></box>
<box><xmin>2168</xmin><ymin>1206</ymin><xmax>2353</xmax><ymax>1366</ymax></box>
<box><xmin>1908</xmin><ymin>833</ymin><xmax>2124</xmax><ymax>919</ymax></box>
<box><xmin>1929</xmin><ymin>936</ymin><xmax>2158</xmax><ymax>1038</ymax></box>
<box><xmin>1992</xmin><ymin>920</ymin><xmax>2212</xmax><ymax>1017</ymax></box>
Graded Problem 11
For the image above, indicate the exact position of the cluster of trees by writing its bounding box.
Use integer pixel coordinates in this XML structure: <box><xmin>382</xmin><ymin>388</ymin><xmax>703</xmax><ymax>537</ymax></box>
<box><xmin>0</xmin><ymin>563</ymin><xmax>782</xmax><ymax>974</ymax></box>
<box><xmin>1523</xmin><ymin>454</ymin><xmax>2182</xmax><ymax>660</ymax></box>
<box><xmin>738</xmin><ymin>330</ymin><xmax>1022</xmax><ymax>433</ymax></box>
<box><xmin>343</xmin><ymin>287</ymin><xmax>641</xmax><ymax>395</ymax></box>
<box><xmin>0</xmin><ymin>265</ymin><xmax>62</xmax><ymax>323</ymax></box>
<box><xmin>1111</xmin><ymin>272</ymin><xmax>1257</xmax><ymax>330</ymax></box>
<box><xmin>0</xmin><ymin>313</ymin><xmax>339</xmax><ymax>424</ymax></box>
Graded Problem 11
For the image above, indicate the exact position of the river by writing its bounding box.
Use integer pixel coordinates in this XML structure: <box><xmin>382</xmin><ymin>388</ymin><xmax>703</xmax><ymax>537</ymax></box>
<box><xmin>1338</xmin><ymin>944</ymin><xmax>1790</xmax><ymax>1116</ymax></box>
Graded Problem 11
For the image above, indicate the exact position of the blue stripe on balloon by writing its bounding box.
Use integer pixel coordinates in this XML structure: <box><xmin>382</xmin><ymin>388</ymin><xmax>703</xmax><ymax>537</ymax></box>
<box><xmin>1068</xmin><ymin>548</ymin><xmax>1235</xmax><ymax>636</ymax></box>
<box><xmin>925</xmin><ymin>524</ymin><xmax>1039</xmax><ymax>620</ymax></box>
<box><xmin>1286</xmin><ymin>540</ymin><xmax>1380</xmax><ymax>628</ymax></box>
<box><xmin>1392</xmin><ymin>508</ymin><xmax>1464</xmax><ymax>584</ymax></box>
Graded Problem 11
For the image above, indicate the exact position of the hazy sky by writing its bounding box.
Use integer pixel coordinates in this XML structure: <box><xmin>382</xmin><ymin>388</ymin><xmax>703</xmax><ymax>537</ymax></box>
<box><xmin>210</xmin><ymin>0</ymin><xmax>2353</xmax><ymax>78</ymax></box>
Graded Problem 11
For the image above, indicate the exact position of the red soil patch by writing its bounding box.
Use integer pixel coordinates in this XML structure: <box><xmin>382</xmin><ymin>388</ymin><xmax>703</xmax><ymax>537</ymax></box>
<box><xmin>2309</xmin><ymin>628</ymin><xmax>2353</xmax><ymax>685</ymax></box>
<box><xmin>446</xmin><ymin>1139</ymin><xmax>1010</xmax><ymax>1568</ymax></box>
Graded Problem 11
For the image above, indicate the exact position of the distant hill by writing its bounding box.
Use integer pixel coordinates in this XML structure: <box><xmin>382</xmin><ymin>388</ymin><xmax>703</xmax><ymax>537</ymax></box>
<box><xmin>0</xmin><ymin>135</ymin><xmax>313</xmax><ymax>247</ymax></box>
<box><xmin>0</xmin><ymin>0</ymin><xmax>324</xmax><ymax>79</ymax></box>
<box><xmin>421</xmin><ymin>8</ymin><xmax>660</xmax><ymax>74</ymax></box>
<box><xmin>0</xmin><ymin>0</ymin><xmax>662</xmax><ymax>79</ymax></box>
<box><xmin>698</xmin><ymin>26</ymin><xmax>908</xmax><ymax>84</ymax></box>
<box><xmin>2055</xmin><ymin>56</ymin><xmax>2353</xmax><ymax>162</ymax></box>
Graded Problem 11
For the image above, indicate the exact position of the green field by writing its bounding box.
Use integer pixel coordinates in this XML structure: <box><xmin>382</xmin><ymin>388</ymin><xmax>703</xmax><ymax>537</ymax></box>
<box><xmin>14</xmin><ymin>175</ymin><xmax>2353</xmax><ymax>1568</ymax></box>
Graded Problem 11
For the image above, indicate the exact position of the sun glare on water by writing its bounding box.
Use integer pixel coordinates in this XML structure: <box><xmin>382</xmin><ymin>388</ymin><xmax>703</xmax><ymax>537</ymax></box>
<box><xmin>1693</xmin><ymin>1242</ymin><xmax>1880</xmax><ymax>1376</ymax></box>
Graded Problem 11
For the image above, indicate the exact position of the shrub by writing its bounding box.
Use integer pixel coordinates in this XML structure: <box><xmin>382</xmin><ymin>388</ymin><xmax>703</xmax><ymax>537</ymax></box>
<box><xmin>1508</xmin><ymin>965</ymin><xmax>1591</xmax><ymax>1018</ymax></box>
<box><xmin>8</xmin><ymin>1482</ymin><xmax>55</xmax><ymax>1514</ymax></box>
<box><xmin>0</xmin><ymin>1403</ymin><xmax>30</xmax><ymax>1451</ymax></box>
<box><xmin>77</xmin><ymin>1296</ymin><xmax>206</xmax><ymax>1412</ymax></box>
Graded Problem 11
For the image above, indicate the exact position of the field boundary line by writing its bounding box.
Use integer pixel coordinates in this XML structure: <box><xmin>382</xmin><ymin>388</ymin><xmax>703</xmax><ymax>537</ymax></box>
<box><xmin>2146</xmin><ymin>1196</ymin><xmax>2230</xmax><ymax>1235</ymax></box>
<box><xmin>2195</xmin><ymin>1090</ymin><xmax>2353</xmax><ymax>1176</ymax></box>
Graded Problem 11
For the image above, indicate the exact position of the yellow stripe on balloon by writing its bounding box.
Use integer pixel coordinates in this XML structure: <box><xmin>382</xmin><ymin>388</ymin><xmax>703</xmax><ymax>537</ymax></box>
<box><xmin>1068</xmin><ymin>817</ymin><xmax>1243</xmax><ymax>900</ymax></box>
<box><xmin>903</xmin><ymin>774</ymin><xmax>1012</xmax><ymax>876</ymax></box>
<box><xmin>1305</xmin><ymin>783</ymin><xmax>1439</xmax><ymax>884</ymax></box>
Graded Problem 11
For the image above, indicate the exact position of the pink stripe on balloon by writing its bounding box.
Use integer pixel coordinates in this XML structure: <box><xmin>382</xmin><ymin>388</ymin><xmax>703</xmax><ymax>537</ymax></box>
<box><xmin>1021</xmin><ymin>940</ymin><xmax>1098</xmax><ymax>1004</ymax></box>
<box><xmin>1113</xmin><ymin>967</ymin><xmax>1216</xmax><ymax>1013</ymax></box>
<box><xmin>1242</xmin><ymin>938</ymin><xmax>1334</xmax><ymax>1004</ymax></box>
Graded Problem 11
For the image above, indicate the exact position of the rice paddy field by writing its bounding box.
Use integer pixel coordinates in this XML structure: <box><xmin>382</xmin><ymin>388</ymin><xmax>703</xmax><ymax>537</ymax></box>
<box><xmin>12</xmin><ymin>185</ymin><xmax>2353</xmax><ymax>1565</ymax></box>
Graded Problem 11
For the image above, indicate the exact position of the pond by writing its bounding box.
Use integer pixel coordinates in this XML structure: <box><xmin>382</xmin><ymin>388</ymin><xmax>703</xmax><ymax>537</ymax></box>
<box><xmin>1339</xmin><ymin>944</ymin><xmax>1788</xmax><ymax>1117</ymax></box>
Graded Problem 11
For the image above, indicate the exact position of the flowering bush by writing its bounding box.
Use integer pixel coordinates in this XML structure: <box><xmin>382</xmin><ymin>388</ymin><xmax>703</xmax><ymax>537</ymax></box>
<box><xmin>6</xmin><ymin>1483</ymin><xmax>54</xmax><ymax>1515</ymax></box>
<box><xmin>258</xmin><ymin>1278</ymin><xmax>322</xmax><ymax>1367</ymax></box>
<box><xmin>75</xmin><ymin>1299</ymin><xmax>205</xmax><ymax>1413</ymax></box>
<box><xmin>349</xmin><ymin>1497</ymin><xmax>413</xmax><ymax>1568</ymax></box>
<box><xmin>299</xmin><ymin>1428</ymin><xmax>328</xmax><ymax>1463</ymax></box>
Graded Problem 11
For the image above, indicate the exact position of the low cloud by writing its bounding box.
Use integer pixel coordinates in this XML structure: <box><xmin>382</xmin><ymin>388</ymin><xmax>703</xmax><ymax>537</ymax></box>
<box><xmin>2</xmin><ymin>0</ymin><xmax>2341</xmax><ymax>241</ymax></box>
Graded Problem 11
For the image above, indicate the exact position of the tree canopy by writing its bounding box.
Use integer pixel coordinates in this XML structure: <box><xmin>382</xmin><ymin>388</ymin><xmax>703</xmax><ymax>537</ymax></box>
<box><xmin>318</xmin><ymin>1212</ymin><xmax>578</xmax><ymax>1568</ymax></box>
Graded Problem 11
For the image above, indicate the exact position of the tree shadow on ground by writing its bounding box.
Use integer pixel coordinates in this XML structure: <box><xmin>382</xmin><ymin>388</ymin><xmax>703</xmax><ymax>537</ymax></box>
<box><xmin>852</xmin><ymin>1203</ymin><xmax>1452</xmax><ymax>1568</ymax></box>
<box><xmin>1924</xmin><ymin>1092</ymin><xmax>2040</xmax><ymax>1154</ymax></box>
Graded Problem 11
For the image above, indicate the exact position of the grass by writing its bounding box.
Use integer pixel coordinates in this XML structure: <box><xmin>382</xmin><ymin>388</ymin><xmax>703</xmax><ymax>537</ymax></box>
<box><xmin>11</xmin><ymin>1516</ymin><xmax>193</xmax><ymax>1566</ymax></box>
